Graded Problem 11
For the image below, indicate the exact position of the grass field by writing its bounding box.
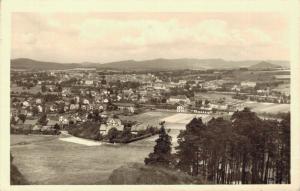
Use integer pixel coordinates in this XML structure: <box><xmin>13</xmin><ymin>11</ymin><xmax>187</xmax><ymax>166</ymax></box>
<box><xmin>11</xmin><ymin>134</ymin><xmax>157</xmax><ymax>184</ymax></box>
<box><xmin>11</xmin><ymin>84</ymin><xmax>41</xmax><ymax>94</ymax></box>
<box><xmin>119</xmin><ymin>111</ymin><xmax>174</xmax><ymax>127</ymax></box>
<box><xmin>244</xmin><ymin>102</ymin><xmax>290</xmax><ymax>113</ymax></box>
<box><xmin>10</xmin><ymin>111</ymin><xmax>189</xmax><ymax>184</ymax></box>
<box><xmin>59</xmin><ymin>136</ymin><xmax>102</xmax><ymax>146</ymax></box>
<box><xmin>162</xmin><ymin>113</ymin><xmax>210</xmax><ymax>124</ymax></box>
<box><xmin>273</xmin><ymin>83</ymin><xmax>290</xmax><ymax>95</ymax></box>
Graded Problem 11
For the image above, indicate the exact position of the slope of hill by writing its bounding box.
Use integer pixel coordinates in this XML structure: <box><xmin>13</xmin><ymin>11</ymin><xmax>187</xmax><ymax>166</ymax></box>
<box><xmin>108</xmin><ymin>162</ymin><xmax>204</xmax><ymax>184</ymax></box>
<box><xmin>97</xmin><ymin>58</ymin><xmax>207</xmax><ymax>71</ymax></box>
<box><xmin>88</xmin><ymin>58</ymin><xmax>289</xmax><ymax>71</ymax></box>
<box><xmin>249</xmin><ymin>61</ymin><xmax>282</xmax><ymax>70</ymax></box>
<box><xmin>11</xmin><ymin>153</ymin><xmax>29</xmax><ymax>185</ymax></box>
<box><xmin>11</xmin><ymin>58</ymin><xmax>86</xmax><ymax>71</ymax></box>
<box><xmin>11</xmin><ymin>58</ymin><xmax>289</xmax><ymax>71</ymax></box>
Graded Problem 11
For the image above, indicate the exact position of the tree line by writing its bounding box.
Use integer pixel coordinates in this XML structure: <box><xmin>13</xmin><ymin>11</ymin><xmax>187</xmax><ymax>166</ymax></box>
<box><xmin>145</xmin><ymin>108</ymin><xmax>290</xmax><ymax>184</ymax></box>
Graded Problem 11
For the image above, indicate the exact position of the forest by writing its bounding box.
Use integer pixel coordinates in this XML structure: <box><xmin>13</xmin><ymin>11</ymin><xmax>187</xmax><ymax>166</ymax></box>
<box><xmin>145</xmin><ymin>108</ymin><xmax>290</xmax><ymax>184</ymax></box>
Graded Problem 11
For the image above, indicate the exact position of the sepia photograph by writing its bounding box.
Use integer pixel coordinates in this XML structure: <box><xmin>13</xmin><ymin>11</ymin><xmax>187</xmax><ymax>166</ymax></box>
<box><xmin>1</xmin><ymin>0</ymin><xmax>300</xmax><ymax>190</ymax></box>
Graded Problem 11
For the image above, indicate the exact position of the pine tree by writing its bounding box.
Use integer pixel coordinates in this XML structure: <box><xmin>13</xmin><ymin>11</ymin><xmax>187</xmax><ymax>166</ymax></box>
<box><xmin>144</xmin><ymin>122</ymin><xmax>172</xmax><ymax>167</ymax></box>
<box><xmin>175</xmin><ymin>117</ymin><xmax>206</xmax><ymax>176</ymax></box>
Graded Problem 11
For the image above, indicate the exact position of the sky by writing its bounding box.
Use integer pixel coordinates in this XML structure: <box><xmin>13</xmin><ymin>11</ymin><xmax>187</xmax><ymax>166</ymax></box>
<box><xmin>11</xmin><ymin>12</ymin><xmax>290</xmax><ymax>63</ymax></box>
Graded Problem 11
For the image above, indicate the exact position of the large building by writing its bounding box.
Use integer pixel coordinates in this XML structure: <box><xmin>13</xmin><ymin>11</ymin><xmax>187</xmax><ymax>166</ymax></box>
<box><xmin>167</xmin><ymin>95</ymin><xmax>190</xmax><ymax>105</ymax></box>
<box><xmin>241</xmin><ymin>81</ymin><xmax>256</xmax><ymax>88</ymax></box>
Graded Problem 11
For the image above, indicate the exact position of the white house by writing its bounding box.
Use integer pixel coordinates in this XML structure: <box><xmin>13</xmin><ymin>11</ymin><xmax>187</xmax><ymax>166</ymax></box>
<box><xmin>231</xmin><ymin>85</ymin><xmax>241</xmax><ymax>92</ymax></box>
<box><xmin>70</xmin><ymin>104</ymin><xmax>79</xmax><ymax>110</ymax></box>
<box><xmin>49</xmin><ymin>105</ymin><xmax>57</xmax><ymax>112</ymax></box>
<box><xmin>177</xmin><ymin>105</ymin><xmax>186</xmax><ymax>113</ymax></box>
<box><xmin>59</xmin><ymin>116</ymin><xmax>69</xmax><ymax>125</ymax></box>
<box><xmin>85</xmin><ymin>80</ymin><xmax>94</xmax><ymax>85</ymax></box>
<box><xmin>116</xmin><ymin>103</ymin><xmax>136</xmax><ymax>113</ymax></box>
<box><xmin>241</xmin><ymin>81</ymin><xmax>256</xmax><ymax>88</ymax></box>
<box><xmin>82</xmin><ymin>99</ymin><xmax>90</xmax><ymax>105</ymax></box>
<box><xmin>64</xmin><ymin>105</ymin><xmax>69</xmax><ymax>112</ymax></box>
<box><xmin>75</xmin><ymin>96</ymin><xmax>80</xmax><ymax>103</ymax></box>
<box><xmin>36</xmin><ymin>98</ymin><xmax>42</xmax><ymax>104</ymax></box>
<box><xmin>37</xmin><ymin>105</ymin><xmax>43</xmax><ymax>113</ymax></box>
<box><xmin>99</xmin><ymin>118</ymin><xmax>124</xmax><ymax>135</ymax></box>
<box><xmin>22</xmin><ymin>101</ymin><xmax>30</xmax><ymax>108</ymax></box>
<box><xmin>167</xmin><ymin>95</ymin><xmax>190</xmax><ymax>105</ymax></box>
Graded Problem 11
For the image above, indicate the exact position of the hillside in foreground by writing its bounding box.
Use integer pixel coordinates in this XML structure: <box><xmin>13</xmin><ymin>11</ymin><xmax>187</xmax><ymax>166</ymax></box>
<box><xmin>108</xmin><ymin>162</ymin><xmax>204</xmax><ymax>184</ymax></box>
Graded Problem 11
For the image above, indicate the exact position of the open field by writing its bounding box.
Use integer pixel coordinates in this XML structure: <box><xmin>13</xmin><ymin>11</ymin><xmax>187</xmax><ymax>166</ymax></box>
<box><xmin>202</xmin><ymin>92</ymin><xmax>239</xmax><ymax>102</ymax></box>
<box><xmin>10</xmin><ymin>111</ymin><xmax>188</xmax><ymax>184</ymax></box>
<box><xmin>229</xmin><ymin>70</ymin><xmax>289</xmax><ymax>82</ymax></box>
<box><xmin>11</xmin><ymin>135</ymin><xmax>57</xmax><ymax>146</ymax></box>
<box><xmin>273</xmin><ymin>83</ymin><xmax>290</xmax><ymax>95</ymax></box>
<box><xmin>11</xmin><ymin>134</ymin><xmax>157</xmax><ymax>184</ymax></box>
<box><xmin>120</xmin><ymin>111</ymin><xmax>211</xmax><ymax>130</ymax></box>
<box><xmin>244</xmin><ymin>102</ymin><xmax>290</xmax><ymax>113</ymax></box>
<box><xmin>11</xmin><ymin>130</ymin><xmax>182</xmax><ymax>185</ymax></box>
<box><xmin>119</xmin><ymin>111</ymin><xmax>174</xmax><ymax>127</ymax></box>
<box><xmin>11</xmin><ymin>84</ymin><xmax>41</xmax><ymax>94</ymax></box>
<box><xmin>162</xmin><ymin>113</ymin><xmax>211</xmax><ymax>124</ymax></box>
<box><xmin>59</xmin><ymin>136</ymin><xmax>102</xmax><ymax>146</ymax></box>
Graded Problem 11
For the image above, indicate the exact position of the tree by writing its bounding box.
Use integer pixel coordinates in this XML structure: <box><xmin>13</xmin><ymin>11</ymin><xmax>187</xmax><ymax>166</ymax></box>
<box><xmin>107</xmin><ymin>101</ymin><xmax>117</xmax><ymax>111</ymax></box>
<box><xmin>38</xmin><ymin>113</ymin><xmax>48</xmax><ymax>126</ymax></box>
<box><xmin>53</xmin><ymin>123</ymin><xmax>60</xmax><ymax>134</ymax></box>
<box><xmin>175</xmin><ymin>117</ymin><xmax>206</xmax><ymax>176</ymax></box>
<box><xmin>54</xmin><ymin>123</ymin><xmax>60</xmax><ymax>130</ymax></box>
<box><xmin>92</xmin><ymin>109</ymin><xmax>100</xmax><ymax>121</ymax></box>
<box><xmin>278</xmin><ymin>112</ymin><xmax>290</xmax><ymax>183</ymax></box>
<box><xmin>32</xmin><ymin>106</ymin><xmax>39</xmax><ymax>116</ymax></box>
<box><xmin>18</xmin><ymin>114</ymin><xmax>26</xmax><ymax>123</ymax></box>
<box><xmin>56</xmin><ymin>84</ymin><xmax>62</xmax><ymax>92</ymax></box>
<box><xmin>205</xmin><ymin>117</ymin><xmax>233</xmax><ymax>183</ymax></box>
<box><xmin>107</xmin><ymin>127</ymin><xmax>118</xmax><ymax>143</ymax></box>
<box><xmin>196</xmin><ymin>100</ymin><xmax>203</xmax><ymax>108</ymax></box>
<box><xmin>11</xmin><ymin>116</ymin><xmax>17</xmax><ymax>125</ymax></box>
<box><xmin>87</xmin><ymin>113</ymin><xmax>93</xmax><ymax>121</ymax></box>
<box><xmin>70</xmin><ymin>99</ymin><xmax>76</xmax><ymax>104</ymax></box>
<box><xmin>144</xmin><ymin>122</ymin><xmax>172</xmax><ymax>168</ymax></box>
<box><xmin>41</xmin><ymin>84</ymin><xmax>47</xmax><ymax>92</ymax></box>
<box><xmin>231</xmin><ymin>107</ymin><xmax>263</xmax><ymax>184</ymax></box>
<box><xmin>204</xmin><ymin>99</ymin><xmax>210</xmax><ymax>105</ymax></box>
<box><xmin>58</xmin><ymin>104</ymin><xmax>65</xmax><ymax>114</ymax></box>
<box><xmin>173</xmin><ymin>108</ymin><xmax>290</xmax><ymax>184</ymax></box>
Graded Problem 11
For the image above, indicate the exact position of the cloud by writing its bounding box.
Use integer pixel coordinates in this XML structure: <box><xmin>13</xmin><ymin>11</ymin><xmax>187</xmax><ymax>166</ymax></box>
<box><xmin>11</xmin><ymin>13</ymin><xmax>289</xmax><ymax>63</ymax></box>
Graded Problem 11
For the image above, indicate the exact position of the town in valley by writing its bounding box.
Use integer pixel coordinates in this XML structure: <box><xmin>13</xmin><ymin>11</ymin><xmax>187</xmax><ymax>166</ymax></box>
<box><xmin>10</xmin><ymin>58</ymin><xmax>291</xmax><ymax>184</ymax></box>
<box><xmin>9</xmin><ymin>11</ymin><xmax>291</xmax><ymax>185</ymax></box>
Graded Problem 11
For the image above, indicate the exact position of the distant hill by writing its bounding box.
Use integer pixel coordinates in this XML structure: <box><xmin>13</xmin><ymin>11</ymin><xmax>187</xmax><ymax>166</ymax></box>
<box><xmin>96</xmin><ymin>58</ymin><xmax>209</xmax><ymax>71</ymax></box>
<box><xmin>11</xmin><ymin>58</ymin><xmax>289</xmax><ymax>71</ymax></box>
<box><xmin>249</xmin><ymin>61</ymin><xmax>282</xmax><ymax>70</ymax></box>
<box><xmin>11</xmin><ymin>58</ymin><xmax>89</xmax><ymax>71</ymax></box>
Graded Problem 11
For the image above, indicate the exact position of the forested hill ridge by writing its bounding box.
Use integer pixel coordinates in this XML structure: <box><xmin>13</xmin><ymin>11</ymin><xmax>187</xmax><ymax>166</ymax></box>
<box><xmin>11</xmin><ymin>58</ymin><xmax>289</xmax><ymax>71</ymax></box>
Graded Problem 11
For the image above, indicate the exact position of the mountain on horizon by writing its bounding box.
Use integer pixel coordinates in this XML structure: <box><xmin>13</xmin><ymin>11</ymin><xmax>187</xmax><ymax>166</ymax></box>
<box><xmin>11</xmin><ymin>58</ymin><xmax>84</xmax><ymax>70</ymax></box>
<box><xmin>11</xmin><ymin>58</ymin><xmax>290</xmax><ymax>71</ymax></box>
<box><xmin>249</xmin><ymin>61</ymin><xmax>282</xmax><ymax>69</ymax></box>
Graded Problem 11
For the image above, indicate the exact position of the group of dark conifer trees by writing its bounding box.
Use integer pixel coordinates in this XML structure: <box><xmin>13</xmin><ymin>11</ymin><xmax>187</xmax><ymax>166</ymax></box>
<box><xmin>145</xmin><ymin>108</ymin><xmax>290</xmax><ymax>184</ymax></box>
<box><xmin>145</xmin><ymin>121</ymin><xmax>173</xmax><ymax>166</ymax></box>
